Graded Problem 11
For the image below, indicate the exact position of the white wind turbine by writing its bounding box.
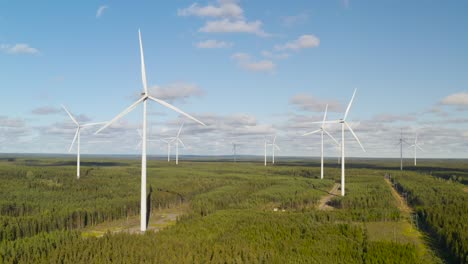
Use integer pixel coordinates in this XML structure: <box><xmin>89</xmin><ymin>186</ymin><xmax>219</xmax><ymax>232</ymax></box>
<box><xmin>263</xmin><ymin>137</ymin><xmax>269</xmax><ymax>166</ymax></box>
<box><xmin>397</xmin><ymin>129</ymin><xmax>410</xmax><ymax>170</ymax></box>
<box><xmin>62</xmin><ymin>105</ymin><xmax>106</xmax><ymax>179</ymax></box>
<box><xmin>303</xmin><ymin>104</ymin><xmax>340</xmax><ymax>179</ymax></box>
<box><xmin>317</xmin><ymin>89</ymin><xmax>365</xmax><ymax>196</ymax></box>
<box><xmin>136</xmin><ymin>129</ymin><xmax>158</xmax><ymax>150</ymax></box>
<box><xmin>232</xmin><ymin>142</ymin><xmax>239</xmax><ymax>162</ymax></box>
<box><xmin>95</xmin><ymin>30</ymin><xmax>205</xmax><ymax>232</ymax></box>
<box><xmin>269</xmin><ymin>136</ymin><xmax>280</xmax><ymax>164</ymax></box>
<box><xmin>174</xmin><ymin>122</ymin><xmax>186</xmax><ymax>165</ymax></box>
<box><xmin>409</xmin><ymin>133</ymin><xmax>423</xmax><ymax>166</ymax></box>
<box><xmin>160</xmin><ymin>137</ymin><xmax>175</xmax><ymax>162</ymax></box>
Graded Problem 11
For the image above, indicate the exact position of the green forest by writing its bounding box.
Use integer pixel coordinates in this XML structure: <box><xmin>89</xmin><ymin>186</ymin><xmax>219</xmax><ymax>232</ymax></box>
<box><xmin>0</xmin><ymin>156</ymin><xmax>466</xmax><ymax>263</ymax></box>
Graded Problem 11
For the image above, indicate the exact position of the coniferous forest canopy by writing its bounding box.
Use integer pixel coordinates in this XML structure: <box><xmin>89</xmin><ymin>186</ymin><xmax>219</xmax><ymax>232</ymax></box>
<box><xmin>0</xmin><ymin>156</ymin><xmax>466</xmax><ymax>263</ymax></box>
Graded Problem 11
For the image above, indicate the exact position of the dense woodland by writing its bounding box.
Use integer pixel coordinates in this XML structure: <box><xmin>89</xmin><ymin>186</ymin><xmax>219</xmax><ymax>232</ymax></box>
<box><xmin>0</xmin><ymin>156</ymin><xmax>465</xmax><ymax>263</ymax></box>
<box><xmin>391</xmin><ymin>171</ymin><xmax>467</xmax><ymax>263</ymax></box>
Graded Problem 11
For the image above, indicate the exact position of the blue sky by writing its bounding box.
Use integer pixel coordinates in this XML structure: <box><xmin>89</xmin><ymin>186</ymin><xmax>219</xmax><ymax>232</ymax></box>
<box><xmin>1</xmin><ymin>0</ymin><xmax>467</xmax><ymax>158</ymax></box>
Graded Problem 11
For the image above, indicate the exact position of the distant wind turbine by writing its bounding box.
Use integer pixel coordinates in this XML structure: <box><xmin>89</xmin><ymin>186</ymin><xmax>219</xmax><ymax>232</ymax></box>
<box><xmin>269</xmin><ymin>136</ymin><xmax>280</xmax><ymax>164</ymax></box>
<box><xmin>303</xmin><ymin>104</ymin><xmax>340</xmax><ymax>179</ymax></box>
<box><xmin>62</xmin><ymin>105</ymin><xmax>106</xmax><ymax>179</ymax></box>
<box><xmin>263</xmin><ymin>137</ymin><xmax>269</xmax><ymax>166</ymax></box>
<box><xmin>161</xmin><ymin>138</ymin><xmax>175</xmax><ymax>162</ymax></box>
<box><xmin>409</xmin><ymin>133</ymin><xmax>424</xmax><ymax>166</ymax></box>
<box><xmin>317</xmin><ymin>89</ymin><xmax>365</xmax><ymax>196</ymax></box>
<box><xmin>95</xmin><ymin>30</ymin><xmax>205</xmax><ymax>232</ymax></box>
<box><xmin>397</xmin><ymin>129</ymin><xmax>410</xmax><ymax>170</ymax></box>
<box><xmin>174</xmin><ymin>122</ymin><xmax>186</xmax><ymax>165</ymax></box>
<box><xmin>232</xmin><ymin>142</ymin><xmax>239</xmax><ymax>162</ymax></box>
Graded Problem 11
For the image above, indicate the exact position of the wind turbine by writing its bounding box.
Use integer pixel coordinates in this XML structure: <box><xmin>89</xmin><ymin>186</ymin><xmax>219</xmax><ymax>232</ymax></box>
<box><xmin>137</xmin><ymin>129</ymin><xmax>158</xmax><ymax>150</ymax></box>
<box><xmin>174</xmin><ymin>122</ymin><xmax>186</xmax><ymax>165</ymax></box>
<box><xmin>232</xmin><ymin>142</ymin><xmax>239</xmax><ymax>162</ymax></box>
<box><xmin>397</xmin><ymin>129</ymin><xmax>410</xmax><ymax>170</ymax></box>
<box><xmin>409</xmin><ymin>133</ymin><xmax>423</xmax><ymax>166</ymax></box>
<box><xmin>95</xmin><ymin>30</ymin><xmax>205</xmax><ymax>232</ymax></box>
<box><xmin>317</xmin><ymin>89</ymin><xmax>365</xmax><ymax>196</ymax></box>
<box><xmin>62</xmin><ymin>105</ymin><xmax>106</xmax><ymax>179</ymax></box>
<box><xmin>161</xmin><ymin>138</ymin><xmax>175</xmax><ymax>162</ymax></box>
<box><xmin>303</xmin><ymin>104</ymin><xmax>340</xmax><ymax>179</ymax></box>
<box><xmin>270</xmin><ymin>136</ymin><xmax>280</xmax><ymax>164</ymax></box>
<box><xmin>263</xmin><ymin>137</ymin><xmax>269</xmax><ymax>166</ymax></box>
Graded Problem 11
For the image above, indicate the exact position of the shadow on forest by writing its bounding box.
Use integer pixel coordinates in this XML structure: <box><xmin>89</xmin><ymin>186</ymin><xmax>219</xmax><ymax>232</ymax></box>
<box><xmin>147</xmin><ymin>186</ymin><xmax>153</xmax><ymax>229</ymax></box>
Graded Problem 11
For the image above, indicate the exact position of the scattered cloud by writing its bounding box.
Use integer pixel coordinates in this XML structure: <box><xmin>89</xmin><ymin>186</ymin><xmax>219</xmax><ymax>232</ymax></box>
<box><xmin>149</xmin><ymin>82</ymin><xmax>204</xmax><ymax>103</ymax></box>
<box><xmin>195</xmin><ymin>39</ymin><xmax>233</xmax><ymax>49</ymax></box>
<box><xmin>274</xmin><ymin>35</ymin><xmax>320</xmax><ymax>51</ymax></box>
<box><xmin>440</xmin><ymin>92</ymin><xmax>468</xmax><ymax>107</ymax></box>
<box><xmin>199</xmin><ymin>19</ymin><xmax>268</xmax><ymax>36</ymax></box>
<box><xmin>178</xmin><ymin>0</ymin><xmax>243</xmax><ymax>19</ymax></box>
<box><xmin>289</xmin><ymin>94</ymin><xmax>343</xmax><ymax>112</ymax></box>
<box><xmin>31</xmin><ymin>106</ymin><xmax>61</xmax><ymax>115</ymax></box>
<box><xmin>0</xmin><ymin>43</ymin><xmax>39</xmax><ymax>55</ymax></box>
<box><xmin>231</xmin><ymin>52</ymin><xmax>276</xmax><ymax>72</ymax></box>
<box><xmin>261</xmin><ymin>50</ymin><xmax>289</xmax><ymax>60</ymax></box>
<box><xmin>370</xmin><ymin>113</ymin><xmax>417</xmax><ymax>123</ymax></box>
<box><xmin>179</xmin><ymin>0</ymin><xmax>269</xmax><ymax>37</ymax></box>
<box><xmin>281</xmin><ymin>13</ymin><xmax>309</xmax><ymax>27</ymax></box>
<box><xmin>96</xmin><ymin>5</ymin><xmax>109</xmax><ymax>18</ymax></box>
<box><xmin>0</xmin><ymin>116</ymin><xmax>26</xmax><ymax>128</ymax></box>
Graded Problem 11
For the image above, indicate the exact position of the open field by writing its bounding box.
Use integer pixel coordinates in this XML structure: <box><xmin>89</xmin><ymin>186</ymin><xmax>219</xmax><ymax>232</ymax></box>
<box><xmin>0</xmin><ymin>156</ymin><xmax>466</xmax><ymax>263</ymax></box>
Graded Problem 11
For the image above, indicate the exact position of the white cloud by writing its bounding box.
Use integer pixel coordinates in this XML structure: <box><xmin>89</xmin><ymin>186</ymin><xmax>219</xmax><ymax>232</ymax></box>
<box><xmin>199</xmin><ymin>19</ymin><xmax>268</xmax><ymax>36</ymax></box>
<box><xmin>440</xmin><ymin>92</ymin><xmax>468</xmax><ymax>106</ymax></box>
<box><xmin>178</xmin><ymin>0</ymin><xmax>243</xmax><ymax>19</ymax></box>
<box><xmin>195</xmin><ymin>39</ymin><xmax>233</xmax><ymax>49</ymax></box>
<box><xmin>370</xmin><ymin>113</ymin><xmax>416</xmax><ymax>123</ymax></box>
<box><xmin>231</xmin><ymin>52</ymin><xmax>276</xmax><ymax>72</ymax></box>
<box><xmin>31</xmin><ymin>106</ymin><xmax>61</xmax><ymax>115</ymax></box>
<box><xmin>275</xmin><ymin>35</ymin><xmax>320</xmax><ymax>51</ymax></box>
<box><xmin>149</xmin><ymin>82</ymin><xmax>204</xmax><ymax>103</ymax></box>
<box><xmin>0</xmin><ymin>44</ymin><xmax>39</xmax><ymax>55</ymax></box>
<box><xmin>96</xmin><ymin>5</ymin><xmax>108</xmax><ymax>18</ymax></box>
<box><xmin>261</xmin><ymin>50</ymin><xmax>289</xmax><ymax>60</ymax></box>
<box><xmin>289</xmin><ymin>94</ymin><xmax>343</xmax><ymax>112</ymax></box>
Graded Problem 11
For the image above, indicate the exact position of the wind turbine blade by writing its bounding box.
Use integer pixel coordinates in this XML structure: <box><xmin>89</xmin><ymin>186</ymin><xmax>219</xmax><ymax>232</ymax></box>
<box><xmin>343</xmin><ymin>89</ymin><xmax>357</xmax><ymax>121</ymax></box>
<box><xmin>137</xmin><ymin>129</ymin><xmax>143</xmax><ymax>139</ymax></box>
<box><xmin>416</xmin><ymin>144</ymin><xmax>424</xmax><ymax>152</ymax></box>
<box><xmin>80</xmin><ymin>122</ymin><xmax>108</xmax><ymax>127</ymax></box>
<box><xmin>68</xmin><ymin>129</ymin><xmax>79</xmax><ymax>153</ymax></box>
<box><xmin>138</xmin><ymin>29</ymin><xmax>148</xmax><ymax>95</ymax></box>
<box><xmin>177</xmin><ymin>122</ymin><xmax>185</xmax><ymax>137</ymax></box>
<box><xmin>322</xmin><ymin>104</ymin><xmax>328</xmax><ymax>125</ymax></box>
<box><xmin>61</xmin><ymin>105</ymin><xmax>79</xmax><ymax>126</ymax></box>
<box><xmin>95</xmin><ymin>97</ymin><xmax>144</xmax><ymax>134</ymax></box>
<box><xmin>148</xmin><ymin>95</ymin><xmax>205</xmax><ymax>126</ymax></box>
<box><xmin>303</xmin><ymin>129</ymin><xmax>321</xmax><ymax>136</ymax></box>
<box><xmin>274</xmin><ymin>144</ymin><xmax>280</xmax><ymax>151</ymax></box>
<box><xmin>345</xmin><ymin>121</ymin><xmax>365</xmax><ymax>152</ymax></box>
<box><xmin>273</xmin><ymin>135</ymin><xmax>277</xmax><ymax>144</ymax></box>
<box><xmin>323</xmin><ymin>129</ymin><xmax>340</xmax><ymax>146</ymax></box>
<box><xmin>178</xmin><ymin>138</ymin><xmax>185</xmax><ymax>148</ymax></box>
